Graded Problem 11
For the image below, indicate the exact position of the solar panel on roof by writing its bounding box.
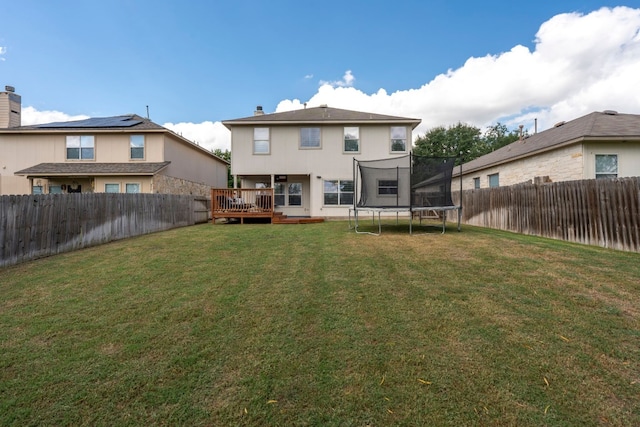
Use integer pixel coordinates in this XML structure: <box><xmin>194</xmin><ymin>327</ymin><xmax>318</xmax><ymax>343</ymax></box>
<box><xmin>37</xmin><ymin>115</ymin><xmax>142</xmax><ymax>128</ymax></box>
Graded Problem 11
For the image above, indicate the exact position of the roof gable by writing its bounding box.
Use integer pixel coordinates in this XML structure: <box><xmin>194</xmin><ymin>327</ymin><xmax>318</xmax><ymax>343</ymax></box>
<box><xmin>222</xmin><ymin>106</ymin><xmax>422</xmax><ymax>129</ymax></box>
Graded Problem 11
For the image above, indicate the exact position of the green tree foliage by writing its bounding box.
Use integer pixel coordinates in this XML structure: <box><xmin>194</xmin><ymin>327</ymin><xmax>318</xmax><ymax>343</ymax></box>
<box><xmin>413</xmin><ymin>122</ymin><xmax>485</xmax><ymax>165</ymax></box>
<box><xmin>413</xmin><ymin>122</ymin><xmax>523</xmax><ymax>164</ymax></box>
<box><xmin>213</xmin><ymin>148</ymin><xmax>233</xmax><ymax>188</ymax></box>
<box><xmin>484</xmin><ymin>122</ymin><xmax>523</xmax><ymax>152</ymax></box>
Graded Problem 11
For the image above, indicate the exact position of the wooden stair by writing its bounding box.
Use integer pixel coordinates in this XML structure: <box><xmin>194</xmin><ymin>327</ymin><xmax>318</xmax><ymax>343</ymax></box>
<box><xmin>272</xmin><ymin>212</ymin><xmax>324</xmax><ymax>224</ymax></box>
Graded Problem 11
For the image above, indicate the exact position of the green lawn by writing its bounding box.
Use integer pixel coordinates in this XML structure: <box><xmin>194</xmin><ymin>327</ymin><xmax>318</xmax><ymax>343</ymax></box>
<box><xmin>1</xmin><ymin>221</ymin><xmax>639</xmax><ymax>426</ymax></box>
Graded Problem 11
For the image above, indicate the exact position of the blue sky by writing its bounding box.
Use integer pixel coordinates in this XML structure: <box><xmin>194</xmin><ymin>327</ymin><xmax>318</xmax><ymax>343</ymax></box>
<box><xmin>2</xmin><ymin>1</ymin><xmax>640</xmax><ymax>151</ymax></box>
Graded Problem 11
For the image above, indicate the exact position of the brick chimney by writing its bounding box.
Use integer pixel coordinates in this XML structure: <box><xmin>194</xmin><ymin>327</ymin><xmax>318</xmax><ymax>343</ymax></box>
<box><xmin>0</xmin><ymin>85</ymin><xmax>21</xmax><ymax>128</ymax></box>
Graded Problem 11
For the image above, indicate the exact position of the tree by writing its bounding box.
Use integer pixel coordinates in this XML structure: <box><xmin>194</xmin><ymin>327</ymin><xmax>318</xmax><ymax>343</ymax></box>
<box><xmin>213</xmin><ymin>148</ymin><xmax>233</xmax><ymax>188</ymax></box>
<box><xmin>413</xmin><ymin>122</ymin><xmax>485</xmax><ymax>165</ymax></box>
<box><xmin>413</xmin><ymin>122</ymin><xmax>526</xmax><ymax>164</ymax></box>
<box><xmin>484</xmin><ymin>122</ymin><xmax>522</xmax><ymax>152</ymax></box>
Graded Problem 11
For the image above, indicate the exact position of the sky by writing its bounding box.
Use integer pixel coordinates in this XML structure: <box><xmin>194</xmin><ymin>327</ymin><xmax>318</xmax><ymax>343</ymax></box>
<box><xmin>2</xmin><ymin>1</ymin><xmax>640</xmax><ymax>152</ymax></box>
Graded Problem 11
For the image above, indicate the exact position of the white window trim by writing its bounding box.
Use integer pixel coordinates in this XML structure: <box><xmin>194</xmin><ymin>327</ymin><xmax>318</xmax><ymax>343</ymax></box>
<box><xmin>105</xmin><ymin>183</ymin><xmax>121</xmax><ymax>193</ymax></box>
<box><xmin>300</xmin><ymin>127</ymin><xmax>322</xmax><ymax>149</ymax></box>
<box><xmin>130</xmin><ymin>135</ymin><xmax>145</xmax><ymax>160</ymax></box>
<box><xmin>343</xmin><ymin>127</ymin><xmax>360</xmax><ymax>154</ymax></box>
<box><xmin>125</xmin><ymin>183</ymin><xmax>141</xmax><ymax>193</ymax></box>
<box><xmin>323</xmin><ymin>179</ymin><xmax>355</xmax><ymax>206</ymax></box>
<box><xmin>253</xmin><ymin>127</ymin><xmax>270</xmax><ymax>155</ymax></box>
<box><xmin>390</xmin><ymin>126</ymin><xmax>408</xmax><ymax>153</ymax></box>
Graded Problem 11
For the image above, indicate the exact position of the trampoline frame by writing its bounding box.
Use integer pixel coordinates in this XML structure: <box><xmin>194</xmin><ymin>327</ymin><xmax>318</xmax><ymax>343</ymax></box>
<box><xmin>351</xmin><ymin>153</ymin><xmax>463</xmax><ymax>235</ymax></box>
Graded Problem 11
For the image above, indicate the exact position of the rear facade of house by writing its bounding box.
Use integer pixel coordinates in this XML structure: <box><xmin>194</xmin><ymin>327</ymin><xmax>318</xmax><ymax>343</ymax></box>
<box><xmin>223</xmin><ymin>105</ymin><xmax>421</xmax><ymax>219</ymax></box>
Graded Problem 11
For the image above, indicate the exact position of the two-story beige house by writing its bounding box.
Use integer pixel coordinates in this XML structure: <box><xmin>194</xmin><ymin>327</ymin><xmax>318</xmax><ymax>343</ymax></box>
<box><xmin>222</xmin><ymin>105</ymin><xmax>421</xmax><ymax>218</ymax></box>
<box><xmin>454</xmin><ymin>110</ymin><xmax>640</xmax><ymax>190</ymax></box>
<box><xmin>0</xmin><ymin>86</ymin><xmax>229</xmax><ymax>196</ymax></box>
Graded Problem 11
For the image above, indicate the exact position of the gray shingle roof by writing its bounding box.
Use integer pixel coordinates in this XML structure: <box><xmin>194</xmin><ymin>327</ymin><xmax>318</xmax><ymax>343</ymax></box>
<box><xmin>222</xmin><ymin>106</ymin><xmax>422</xmax><ymax>129</ymax></box>
<box><xmin>15</xmin><ymin>162</ymin><xmax>171</xmax><ymax>176</ymax></box>
<box><xmin>460</xmin><ymin>111</ymin><xmax>640</xmax><ymax>175</ymax></box>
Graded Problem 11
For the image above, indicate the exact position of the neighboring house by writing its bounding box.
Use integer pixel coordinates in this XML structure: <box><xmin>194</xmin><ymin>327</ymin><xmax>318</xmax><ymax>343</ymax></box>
<box><xmin>455</xmin><ymin>110</ymin><xmax>640</xmax><ymax>190</ymax></box>
<box><xmin>222</xmin><ymin>105</ymin><xmax>421</xmax><ymax>218</ymax></box>
<box><xmin>0</xmin><ymin>86</ymin><xmax>229</xmax><ymax>196</ymax></box>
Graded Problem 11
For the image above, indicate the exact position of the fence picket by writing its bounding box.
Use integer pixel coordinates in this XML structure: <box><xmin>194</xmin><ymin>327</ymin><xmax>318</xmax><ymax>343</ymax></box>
<box><xmin>458</xmin><ymin>177</ymin><xmax>640</xmax><ymax>252</ymax></box>
<box><xmin>0</xmin><ymin>193</ymin><xmax>209</xmax><ymax>268</ymax></box>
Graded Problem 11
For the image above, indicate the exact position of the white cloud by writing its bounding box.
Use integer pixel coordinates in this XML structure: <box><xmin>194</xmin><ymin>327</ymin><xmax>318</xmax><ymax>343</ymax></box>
<box><xmin>18</xmin><ymin>6</ymin><xmax>640</xmax><ymax>152</ymax></box>
<box><xmin>0</xmin><ymin>46</ymin><xmax>6</xmax><ymax>61</ymax></box>
<box><xmin>279</xmin><ymin>6</ymin><xmax>640</xmax><ymax>138</ymax></box>
<box><xmin>20</xmin><ymin>106</ymin><xmax>89</xmax><ymax>125</ymax></box>
<box><xmin>163</xmin><ymin>120</ymin><xmax>230</xmax><ymax>153</ymax></box>
<box><xmin>319</xmin><ymin>70</ymin><xmax>355</xmax><ymax>88</ymax></box>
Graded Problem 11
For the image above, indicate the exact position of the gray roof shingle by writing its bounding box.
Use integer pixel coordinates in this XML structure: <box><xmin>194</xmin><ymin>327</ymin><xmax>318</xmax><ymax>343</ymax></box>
<box><xmin>15</xmin><ymin>162</ymin><xmax>171</xmax><ymax>176</ymax></box>
<box><xmin>222</xmin><ymin>106</ymin><xmax>422</xmax><ymax>129</ymax></box>
<box><xmin>460</xmin><ymin>111</ymin><xmax>640</xmax><ymax>174</ymax></box>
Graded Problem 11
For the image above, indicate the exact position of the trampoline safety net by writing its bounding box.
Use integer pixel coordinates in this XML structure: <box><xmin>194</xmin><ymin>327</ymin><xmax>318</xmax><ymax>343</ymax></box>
<box><xmin>355</xmin><ymin>154</ymin><xmax>457</xmax><ymax>209</ymax></box>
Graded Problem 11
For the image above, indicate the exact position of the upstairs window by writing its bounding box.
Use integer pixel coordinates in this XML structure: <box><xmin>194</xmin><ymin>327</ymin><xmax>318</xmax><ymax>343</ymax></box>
<box><xmin>300</xmin><ymin>127</ymin><xmax>321</xmax><ymax>148</ymax></box>
<box><xmin>344</xmin><ymin>127</ymin><xmax>360</xmax><ymax>152</ymax></box>
<box><xmin>390</xmin><ymin>127</ymin><xmax>407</xmax><ymax>152</ymax></box>
<box><xmin>130</xmin><ymin>135</ymin><xmax>145</xmax><ymax>159</ymax></box>
<box><xmin>66</xmin><ymin>135</ymin><xmax>94</xmax><ymax>160</ymax></box>
<box><xmin>253</xmin><ymin>128</ymin><xmax>270</xmax><ymax>154</ymax></box>
<box><xmin>595</xmin><ymin>154</ymin><xmax>618</xmax><ymax>179</ymax></box>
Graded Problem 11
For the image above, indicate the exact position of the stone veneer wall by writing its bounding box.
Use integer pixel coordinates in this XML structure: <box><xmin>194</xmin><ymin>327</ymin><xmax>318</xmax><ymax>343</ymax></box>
<box><xmin>153</xmin><ymin>174</ymin><xmax>212</xmax><ymax>197</ymax></box>
<box><xmin>456</xmin><ymin>144</ymin><xmax>584</xmax><ymax>190</ymax></box>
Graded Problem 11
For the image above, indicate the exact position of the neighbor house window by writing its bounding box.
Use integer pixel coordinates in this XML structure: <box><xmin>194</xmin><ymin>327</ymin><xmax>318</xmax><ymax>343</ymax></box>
<box><xmin>324</xmin><ymin>179</ymin><xmax>354</xmax><ymax>205</ymax></box>
<box><xmin>105</xmin><ymin>183</ymin><xmax>120</xmax><ymax>193</ymax></box>
<box><xmin>390</xmin><ymin>127</ymin><xmax>407</xmax><ymax>152</ymax></box>
<box><xmin>66</xmin><ymin>135</ymin><xmax>95</xmax><ymax>160</ymax></box>
<box><xmin>274</xmin><ymin>182</ymin><xmax>302</xmax><ymax>206</ymax></box>
<box><xmin>344</xmin><ymin>127</ymin><xmax>359</xmax><ymax>152</ymax></box>
<box><xmin>488</xmin><ymin>173</ymin><xmax>500</xmax><ymax>188</ymax></box>
<box><xmin>254</xmin><ymin>128</ymin><xmax>270</xmax><ymax>154</ymax></box>
<box><xmin>378</xmin><ymin>180</ymin><xmax>398</xmax><ymax>195</ymax></box>
<box><xmin>473</xmin><ymin>177</ymin><xmax>480</xmax><ymax>189</ymax></box>
<box><xmin>595</xmin><ymin>154</ymin><xmax>618</xmax><ymax>179</ymax></box>
<box><xmin>300</xmin><ymin>127</ymin><xmax>321</xmax><ymax>148</ymax></box>
<box><xmin>49</xmin><ymin>186</ymin><xmax>63</xmax><ymax>194</ymax></box>
<box><xmin>32</xmin><ymin>185</ymin><xmax>43</xmax><ymax>194</ymax></box>
<box><xmin>130</xmin><ymin>135</ymin><xmax>145</xmax><ymax>159</ymax></box>
<box><xmin>126</xmin><ymin>183</ymin><xmax>140</xmax><ymax>193</ymax></box>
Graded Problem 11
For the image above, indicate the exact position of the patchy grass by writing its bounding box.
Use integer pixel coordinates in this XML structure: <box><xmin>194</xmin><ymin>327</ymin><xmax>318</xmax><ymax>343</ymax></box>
<box><xmin>1</xmin><ymin>221</ymin><xmax>639</xmax><ymax>426</ymax></box>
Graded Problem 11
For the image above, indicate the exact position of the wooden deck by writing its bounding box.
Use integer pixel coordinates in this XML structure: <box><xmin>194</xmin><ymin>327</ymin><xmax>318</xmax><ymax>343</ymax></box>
<box><xmin>211</xmin><ymin>188</ymin><xmax>324</xmax><ymax>224</ymax></box>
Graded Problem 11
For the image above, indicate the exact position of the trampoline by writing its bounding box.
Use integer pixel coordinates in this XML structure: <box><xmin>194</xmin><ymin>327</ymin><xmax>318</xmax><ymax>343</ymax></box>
<box><xmin>350</xmin><ymin>153</ymin><xmax>462</xmax><ymax>235</ymax></box>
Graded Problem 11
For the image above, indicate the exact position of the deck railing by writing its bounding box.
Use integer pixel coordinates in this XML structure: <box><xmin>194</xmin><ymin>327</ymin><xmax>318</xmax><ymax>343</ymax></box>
<box><xmin>211</xmin><ymin>188</ymin><xmax>274</xmax><ymax>223</ymax></box>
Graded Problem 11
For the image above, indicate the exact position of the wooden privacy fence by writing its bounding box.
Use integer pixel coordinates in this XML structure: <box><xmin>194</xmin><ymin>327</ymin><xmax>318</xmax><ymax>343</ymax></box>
<box><xmin>0</xmin><ymin>193</ymin><xmax>210</xmax><ymax>268</ymax></box>
<box><xmin>455</xmin><ymin>177</ymin><xmax>640</xmax><ymax>252</ymax></box>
